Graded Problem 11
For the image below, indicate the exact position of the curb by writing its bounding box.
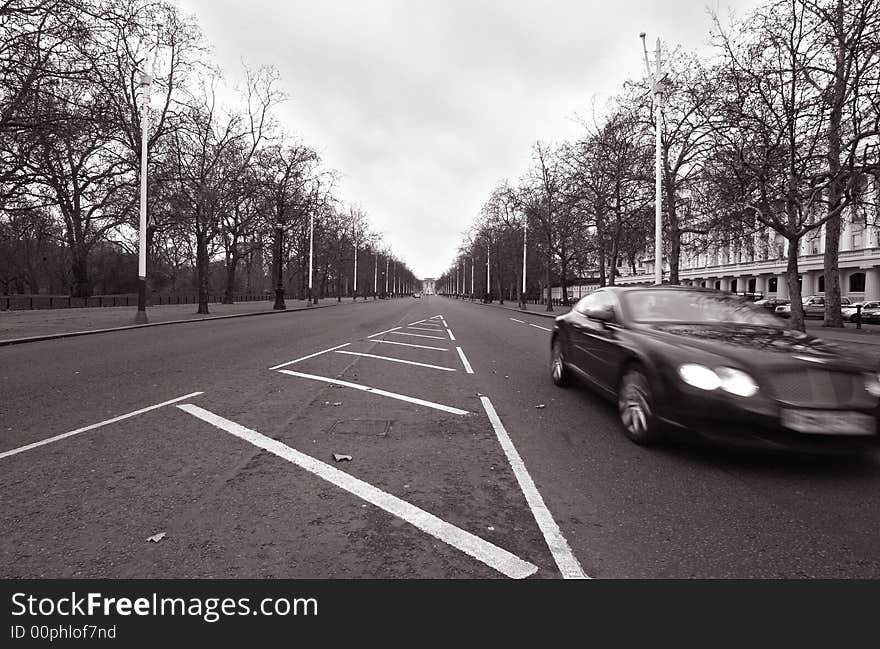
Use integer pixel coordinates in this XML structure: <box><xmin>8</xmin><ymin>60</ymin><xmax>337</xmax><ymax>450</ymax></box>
<box><xmin>470</xmin><ymin>300</ymin><xmax>561</xmax><ymax>319</ymax></box>
<box><xmin>0</xmin><ymin>302</ymin><xmax>338</xmax><ymax>347</ymax></box>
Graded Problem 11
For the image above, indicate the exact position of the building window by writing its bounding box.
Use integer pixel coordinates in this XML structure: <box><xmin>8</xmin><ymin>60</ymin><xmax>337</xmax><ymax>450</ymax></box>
<box><xmin>818</xmin><ymin>275</ymin><xmax>825</xmax><ymax>293</ymax></box>
<box><xmin>853</xmin><ymin>231</ymin><xmax>863</xmax><ymax>249</ymax></box>
<box><xmin>700</xmin><ymin>281</ymin><xmax>706</xmax><ymax>288</ymax></box>
<box><xmin>850</xmin><ymin>272</ymin><xmax>866</xmax><ymax>293</ymax></box>
<box><xmin>768</xmin><ymin>277</ymin><xmax>778</xmax><ymax>292</ymax></box>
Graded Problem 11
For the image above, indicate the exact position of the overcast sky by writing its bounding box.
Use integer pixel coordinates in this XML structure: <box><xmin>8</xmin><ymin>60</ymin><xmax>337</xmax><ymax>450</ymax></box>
<box><xmin>176</xmin><ymin>0</ymin><xmax>761</xmax><ymax>279</ymax></box>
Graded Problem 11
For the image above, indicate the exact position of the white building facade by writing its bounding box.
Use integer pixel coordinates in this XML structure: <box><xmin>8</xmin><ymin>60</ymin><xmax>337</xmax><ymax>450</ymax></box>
<box><xmin>614</xmin><ymin>208</ymin><xmax>880</xmax><ymax>301</ymax></box>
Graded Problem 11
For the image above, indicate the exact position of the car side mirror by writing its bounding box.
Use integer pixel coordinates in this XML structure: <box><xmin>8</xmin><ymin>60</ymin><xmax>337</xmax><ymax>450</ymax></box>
<box><xmin>586</xmin><ymin>305</ymin><xmax>615</xmax><ymax>323</ymax></box>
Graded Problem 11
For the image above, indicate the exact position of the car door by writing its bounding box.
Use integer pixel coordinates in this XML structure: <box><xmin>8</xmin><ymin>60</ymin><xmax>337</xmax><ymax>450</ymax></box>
<box><xmin>567</xmin><ymin>293</ymin><xmax>602</xmax><ymax>374</ymax></box>
<box><xmin>804</xmin><ymin>297</ymin><xmax>824</xmax><ymax>318</ymax></box>
<box><xmin>581</xmin><ymin>291</ymin><xmax>627</xmax><ymax>392</ymax></box>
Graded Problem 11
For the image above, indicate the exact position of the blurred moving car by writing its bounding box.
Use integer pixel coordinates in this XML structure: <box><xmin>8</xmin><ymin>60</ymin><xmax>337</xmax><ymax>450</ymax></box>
<box><xmin>775</xmin><ymin>295</ymin><xmax>851</xmax><ymax>319</ymax></box>
<box><xmin>754</xmin><ymin>297</ymin><xmax>790</xmax><ymax>315</ymax></box>
<box><xmin>550</xmin><ymin>286</ymin><xmax>879</xmax><ymax>452</ymax></box>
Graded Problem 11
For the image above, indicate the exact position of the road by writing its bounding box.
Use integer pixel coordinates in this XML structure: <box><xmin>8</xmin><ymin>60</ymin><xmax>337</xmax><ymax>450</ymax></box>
<box><xmin>2</xmin><ymin>296</ymin><xmax>879</xmax><ymax>578</ymax></box>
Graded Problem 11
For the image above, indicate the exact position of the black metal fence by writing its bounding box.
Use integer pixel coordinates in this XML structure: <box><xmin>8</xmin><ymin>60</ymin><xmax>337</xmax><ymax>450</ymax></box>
<box><xmin>0</xmin><ymin>294</ymin><xmax>272</xmax><ymax>311</ymax></box>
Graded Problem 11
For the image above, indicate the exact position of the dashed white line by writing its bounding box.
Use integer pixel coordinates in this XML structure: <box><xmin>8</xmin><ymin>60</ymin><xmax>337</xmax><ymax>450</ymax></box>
<box><xmin>374</xmin><ymin>340</ymin><xmax>448</xmax><ymax>352</ymax></box>
<box><xmin>390</xmin><ymin>331</ymin><xmax>447</xmax><ymax>340</ymax></box>
<box><xmin>480</xmin><ymin>397</ymin><xmax>588</xmax><ymax>579</ymax></box>
<box><xmin>510</xmin><ymin>318</ymin><xmax>525</xmax><ymax>324</ymax></box>
<box><xmin>335</xmin><ymin>350</ymin><xmax>457</xmax><ymax>372</ymax></box>
<box><xmin>446</xmin><ymin>329</ymin><xmax>456</xmax><ymax>341</ymax></box>
<box><xmin>367</xmin><ymin>326</ymin><xmax>402</xmax><ymax>339</ymax></box>
<box><xmin>528</xmin><ymin>323</ymin><xmax>552</xmax><ymax>332</ymax></box>
<box><xmin>0</xmin><ymin>392</ymin><xmax>205</xmax><ymax>461</ymax></box>
<box><xmin>269</xmin><ymin>343</ymin><xmax>351</xmax><ymax>370</ymax></box>
<box><xmin>277</xmin><ymin>370</ymin><xmax>470</xmax><ymax>415</ymax></box>
<box><xmin>456</xmin><ymin>347</ymin><xmax>474</xmax><ymax>374</ymax></box>
<box><xmin>177</xmin><ymin>404</ymin><xmax>537</xmax><ymax>579</ymax></box>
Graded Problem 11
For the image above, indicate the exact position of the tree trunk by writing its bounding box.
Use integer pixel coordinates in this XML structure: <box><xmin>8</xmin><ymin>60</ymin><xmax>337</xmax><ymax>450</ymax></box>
<box><xmin>596</xmin><ymin>207</ymin><xmax>607</xmax><ymax>287</ymax></box>
<box><xmin>544</xmin><ymin>237</ymin><xmax>553</xmax><ymax>312</ymax></box>
<box><xmin>786</xmin><ymin>237</ymin><xmax>805</xmax><ymax>332</ymax></box>
<box><xmin>222</xmin><ymin>248</ymin><xmax>238</xmax><ymax>304</ymax></box>
<box><xmin>196</xmin><ymin>224</ymin><xmax>210</xmax><ymax>315</ymax></box>
<box><xmin>822</xmin><ymin>0</ymin><xmax>846</xmax><ymax>328</ymax></box>
<box><xmin>70</xmin><ymin>244</ymin><xmax>91</xmax><ymax>298</ymax></box>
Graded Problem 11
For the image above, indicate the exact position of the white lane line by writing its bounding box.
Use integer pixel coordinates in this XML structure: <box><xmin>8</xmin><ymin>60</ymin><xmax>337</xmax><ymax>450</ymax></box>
<box><xmin>407</xmin><ymin>326</ymin><xmax>443</xmax><ymax>333</ymax></box>
<box><xmin>0</xmin><ymin>392</ymin><xmax>205</xmax><ymax>461</ymax></box>
<box><xmin>269</xmin><ymin>343</ymin><xmax>351</xmax><ymax>370</ymax></box>
<box><xmin>480</xmin><ymin>397</ymin><xmax>589</xmax><ymax>579</ymax></box>
<box><xmin>177</xmin><ymin>404</ymin><xmax>536</xmax><ymax>579</ymax></box>
<box><xmin>368</xmin><ymin>326</ymin><xmax>402</xmax><ymax>339</ymax></box>
<box><xmin>374</xmin><ymin>340</ymin><xmax>448</xmax><ymax>352</ymax></box>
<box><xmin>335</xmin><ymin>350</ymin><xmax>457</xmax><ymax>372</ymax></box>
<box><xmin>390</xmin><ymin>331</ymin><xmax>447</xmax><ymax>340</ymax></box>
<box><xmin>456</xmin><ymin>347</ymin><xmax>474</xmax><ymax>374</ymax></box>
<box><xmin>528</xmin><ymin>323</ymin><xmax>552</xmax><ymax>332</ymax></box>
<box><xmin>278</xmin><ymin>370</ymin><xmax>470</xmax><ymax>415</ymax></box>
<box><xmin>510</xmin><ymin>318</ymin><xmax>525</xmax><ymax>324</ymax></box>
<box><xmin>446</xmin><ymin>329</ymin><xmax>456</xmax><ymax>341</ymax></box>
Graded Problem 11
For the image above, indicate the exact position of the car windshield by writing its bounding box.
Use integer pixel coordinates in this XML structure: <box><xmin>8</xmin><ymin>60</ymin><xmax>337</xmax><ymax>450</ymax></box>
<box><xmin>622</xmin><ymin>290</ymin><xmax>781</xmax><ymax>325</ymax></box>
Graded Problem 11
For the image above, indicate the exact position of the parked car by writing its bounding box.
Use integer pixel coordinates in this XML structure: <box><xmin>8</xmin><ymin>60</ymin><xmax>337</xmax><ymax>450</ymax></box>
<box><xmin>754</xmin><ymin>297</ymin><xmax>790</xmax><ymax>315</ymax></box>
<box><xmin>775</xmin><ymin>295</ymin><xmax>852</xmax><ymax>319</ymax></box>
<box><xmin>550</xmin><ymin>286</ymin><xmax>880</xmax><ymax>452</ymax></box>
<box><xmin>842</xmin><ymin>300</ymin><xmax>880</xmax><ymax>322</ymax></box>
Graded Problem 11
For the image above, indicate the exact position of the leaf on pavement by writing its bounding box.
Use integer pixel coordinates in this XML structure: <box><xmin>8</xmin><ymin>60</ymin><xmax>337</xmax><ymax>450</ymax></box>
<box><xmin>535</xmin><ymin>404</ymin><xmax>546</xmax><ymax>409</ymax></box>
<box><xmin>332</xmin><ymin>453</ymin><xmax>353</xmax><ymax>462</ymax></box>
<box><xmin>147</xmin><ymin>532</ymin><xmax>166</xmax><ymax>543</ymax></box>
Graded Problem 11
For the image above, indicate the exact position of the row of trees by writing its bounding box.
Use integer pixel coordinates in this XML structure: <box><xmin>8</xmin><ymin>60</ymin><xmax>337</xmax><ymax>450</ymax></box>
<box><xmin>439</xmin><ymin>0</ymin><xmax>880</xmax><ymax>331</ymax></box>
<box><xmin>0</xmin><ymin>0</ymin><xmax>417</xmax><ymax>313</ymax></box>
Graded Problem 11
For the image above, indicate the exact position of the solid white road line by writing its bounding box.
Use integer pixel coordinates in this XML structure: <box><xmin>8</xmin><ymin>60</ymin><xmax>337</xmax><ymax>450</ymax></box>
<box><xmin>446</xmin><ymin>329</ymin><xmax>456</xmax><ymax>341</ymax></box>
<box><xmin>456</xmin><ymin>347</ymin><xmax>474</xmax><ymax>374</ymax></box>
<box><xmin>510</xmin><ymin>318</ymin><xmax>525</xmax><ymax>324</ymax></box>
<box><xmin>269</xmin><ymin>343</ymin><xmax>351</xmax><ymax>370</ymax></box>
<box><xmin>374</xmin><ymin>340</ymin><xmax>448</xmax><ymax>352</ymax></box>
<box><xmin>0</xmin><ymin>392</ymin><xmax>205</xmax><ymax>461</ymax></box>
<box><xmin>528</xmin><ymin>323</ymin><xmax>552</xmax><ymax>332</ymax></box>
<box><xmin>335</xmin><ymin>350</ymin><xmax>456</xmax><ymax>372</ymax></box>
<box><xmin>278</xmin><ymin>370</ymin><xmax>470</xmax><ymax>415</ymax></box>
<box><xmin>367</xmin><ymin>326</ymin><xmax>402</xmax><ymax>339</ymax></box>
<box><xmin>480</xmin><ymin>397</ymin><xmax>588</xmax><ymax>579</ymax></box>
<box><xmin>389</xmin><ymin>331</ymin><xmax>446</xmax><ymax>340</ymax></box>
<box><xmin>177</xmin><ymin>404</ymin><xmax>537</xmax><ymax>579</ymax></box>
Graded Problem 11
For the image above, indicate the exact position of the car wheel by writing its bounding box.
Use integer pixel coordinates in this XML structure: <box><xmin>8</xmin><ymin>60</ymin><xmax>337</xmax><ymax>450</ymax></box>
<box><xmin>550</xmin><ymin>338</ymin><xmax>570</xmax><ymax>387</ymax></box>
<box><xmin>617</xmin><ymin>366</ymin><xmax>662</xmax><ymax>446</ymax></box>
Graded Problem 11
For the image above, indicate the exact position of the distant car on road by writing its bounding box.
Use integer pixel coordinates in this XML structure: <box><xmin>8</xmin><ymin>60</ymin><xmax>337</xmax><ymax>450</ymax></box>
<box><xmin>550</xmin><ymin>286</ymin><xmax>879</xmax><ymax>452</ymax></box>
<box><xmin>413</xmin><ymin>292</ymin><xmax>422</xmax><ymax>298</ymax></box>
<box><xmin>775</xmin><ymin>295</ymin><xmax>852</xmax><ymax>319</ymax></box>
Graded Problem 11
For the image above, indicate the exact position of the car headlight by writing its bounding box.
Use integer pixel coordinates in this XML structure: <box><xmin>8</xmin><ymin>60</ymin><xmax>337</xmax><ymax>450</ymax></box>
<box><xmin>678</xmin><ymin>364</ymin><xmax>722</xmax><ymax>390</ymax></box>
<box><xmin>678</xmin><ymin>364</ymin><xmax>759</xmax><ymax>397</ymax></box>
<box><xmin>715</xmin><ymin>367</ymin><xmax>760</xmax><ymax>397</ymax></box>
<box><xmin>864</xmin><ymin>374</ymin><xmax>880</xmax><ymax>397</ymax></box>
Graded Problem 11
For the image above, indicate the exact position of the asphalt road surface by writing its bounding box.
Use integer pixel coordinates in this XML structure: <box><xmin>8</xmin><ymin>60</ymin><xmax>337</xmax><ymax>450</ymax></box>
<box><xmin>2</xmin><ymin>296</ymin><xmax>879</xmax><ymax>578</ymax></box>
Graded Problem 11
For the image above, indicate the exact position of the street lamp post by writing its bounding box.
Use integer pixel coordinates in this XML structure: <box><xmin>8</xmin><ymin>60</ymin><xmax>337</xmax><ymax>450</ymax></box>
<box><xmin>385</xmin><ymin>256</ymin><xmax>389</xmax><ymax>297</ymax></box>
<box><xmin>641</xmin><ymin>32</ymin><xmax>664</xmax><ymax>286</ymax></box>
<box><xmin>486</xmin><ymin>244</ymin><xmax>490</xmax><ymax>302</ymax></box>
<box><xmin>373</xmin><ymin>252</ymin><xmax>378</xmax><ymax>299</ymax></box>
<box><xmin>520</xmin><ymin>215</ymin><xmax>527</xmax><ymax>309</ymax></box>
<box><xmin>470</xmin><ymin>257</ymin><xmax>474</xmax><ymax>301</ymax></box>
<box><xmin>308</xmin><ymin>206</ymin><xmax>315</xmax><ymax>305</ymax></box>
<box><xmin>353</xmin><ymin>241</ymin><xmax>358</xmax><ymax>300</ymax></box>
<box><xmin>135</xmin><ymin>68</ymin><xmax>152</xmax><ymax>324</ymax></box>
<box><xmin>273</xmin><ymin>222</ymin><xmax>286</xmax><ymax>310</ymax></box>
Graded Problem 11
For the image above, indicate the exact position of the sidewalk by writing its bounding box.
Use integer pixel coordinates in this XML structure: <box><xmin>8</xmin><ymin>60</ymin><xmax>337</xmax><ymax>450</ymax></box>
<box><xmin>458</xmin><ymin>297</ymin><xmax>880</xmax><ymax>348</ymax></box>
<box><xmin>0</xmin><ymin>299</ymin><xmax>334</xmax><ymax>344</ymax></box>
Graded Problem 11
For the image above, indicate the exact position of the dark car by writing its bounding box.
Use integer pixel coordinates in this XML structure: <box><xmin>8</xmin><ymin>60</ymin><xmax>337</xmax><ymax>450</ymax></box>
<box><xmin>550</xmin><ymin>286</ymin><xmax>880</xmax><ymax>452</ymax></box>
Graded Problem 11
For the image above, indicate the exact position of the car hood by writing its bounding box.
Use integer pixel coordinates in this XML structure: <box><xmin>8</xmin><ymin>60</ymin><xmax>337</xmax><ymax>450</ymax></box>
<box><xmin>637</xmin><ymin>323</ymin><xmax>875</xmax><ymax>372</ymax></box>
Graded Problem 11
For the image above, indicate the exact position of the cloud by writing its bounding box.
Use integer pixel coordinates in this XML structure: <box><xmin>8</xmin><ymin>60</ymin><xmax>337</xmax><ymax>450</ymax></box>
<box><xmin>177</xmin><ymin>0</ymin><xmax>762</xmax><ymax>277</ymax></box>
